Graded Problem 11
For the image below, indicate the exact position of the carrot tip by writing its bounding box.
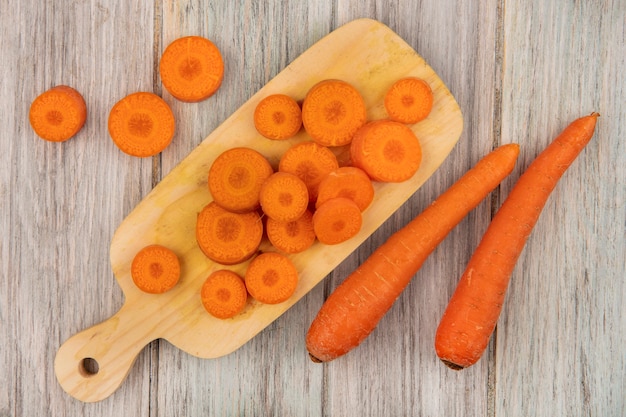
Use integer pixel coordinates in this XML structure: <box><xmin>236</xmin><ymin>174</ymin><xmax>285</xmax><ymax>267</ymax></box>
<box><xmin>308</xmin><ymin>353</ymin><xmax>323</xmax><ymax>363</ymax></box>
<box><xmin>440</xmin><ymin>359</ymin><xmax>465</xmax><ymax>371</ymax></box>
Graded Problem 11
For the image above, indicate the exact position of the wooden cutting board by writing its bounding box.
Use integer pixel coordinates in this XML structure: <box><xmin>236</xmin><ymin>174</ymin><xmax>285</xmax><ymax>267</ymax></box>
<box><xmin>54</xmin><ymin>18</ymin><xmax>463</xmax><ymax>402</ymax></box>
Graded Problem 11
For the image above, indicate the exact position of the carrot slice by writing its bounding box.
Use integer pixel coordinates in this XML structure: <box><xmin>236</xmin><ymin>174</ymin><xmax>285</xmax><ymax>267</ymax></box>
<box><xmin>196</xmin><ymin>201</ymin><xmax>263</xmax><ymax>265</ymax></box>
<box><xmin>315</xmin><ymin>166</ymin><xmax>375</xmax><ymax>212</ymax></box>
<box><xmin>384</xmin><ymin>77</ymin><xmax>434</xmax><ymax>124</ymax></box>
<box><xmin>266</xmin><ymin>210</ymin><xmax>316</xmax><ymax>254</ymax></box>
<box><xmin>208</xmin><ymin>147</ymin><xmax>274</xmax><ymax>213</ymax></box>
<box><xmin>350</xmin><ymin>119</ymin><xmax>422</xmax><ymax>182</ymax></box>
<box><xmin>254</xmin><ymin>94</ymin><xmax>303</xmax><ymax>140</ymax></box>
<box><xmin>301</xmin><ymin>79</ymin><xmax>367</xmax><ymax>147</ymax></box>
<box><xmin>278</xmin><ymin>141</ymin><xmax>339</xmax><ymax>201</ymax></box>
<box><xmin>130</xmin><ymin>245</ymin><xmax>181</xmax><ymax>294</ymax></box>
<box><xmin>159</xmin><ymin>36</ymin><xmax>224</xmax><ymax>102</ymax></box>
<box><xmin>29</xmin><ymin>85</ymin><xmax>87</xmax><ymax>142</ymax></box>
<box><xmin>260</xmin><ymin>172</ymin><xmax>309</xmax><ymax>222</ymax></box>
<box><xmin>312</xmin><ymin>197</ymin><xmax>362</xmax><ymax>245</ymax></box>
<box><xmin>201</xmin><ymin>269</ymin><xmax>248</xmax><ymax>319</ymax></box>
<box><xmin>108</xmin><ymin>92</ymin><xmax>176</xmax><ymax>157</ymax></box>
<box><xmin>244</xmin><ymin>252</ymin><xmax>298</xmax><ymax>304</ymax></box>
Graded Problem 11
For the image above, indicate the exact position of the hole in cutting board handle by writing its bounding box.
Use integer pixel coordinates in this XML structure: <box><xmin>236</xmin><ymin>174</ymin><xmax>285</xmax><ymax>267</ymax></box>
<box><xmin>79</xmin><ymin>357</ymin><xmax>100</xmax><ymax>377</ymax></box>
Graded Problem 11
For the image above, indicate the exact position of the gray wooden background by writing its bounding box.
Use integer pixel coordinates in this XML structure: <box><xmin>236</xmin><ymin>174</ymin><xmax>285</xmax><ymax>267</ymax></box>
<box><xmin>1</xmin><ymin>1</ymin><xmax>624</xmax><ymax>416</ymax></box>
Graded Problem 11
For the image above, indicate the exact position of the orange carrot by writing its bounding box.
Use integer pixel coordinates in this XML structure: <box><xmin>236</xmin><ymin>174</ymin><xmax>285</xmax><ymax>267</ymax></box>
<box><xmin>384</xmin><ymin>77</ymin><xmax>434</xmax><ymax>124</ymax></box>
<box><xmin>130</xmin><ymin>245</ymin><xmax>181</xmax><ymax>294</ymax></box>
<box><xmin>435</xmin><ymin>113</ymin><xmax>599</xmax><ymax>370</ymax></box>
<box><xmin>278</xmin><ymin>141</ymin><xmax>339</xmax><ymax>202</ymax></box>
<box><xmin>312</xmin><ymin>197</ymin><xmax>362</xmax><ymax>245</ymax></box>
<box><xmin>350</xmin><ymin>119</ymin><xmax>422</xmax><ymax>182</ymax></box>
<box><xmin>254</xmin><ymin>94</ymin><xmax>302</xmax><ymax>140</ymax></box>
<box><xmin>196</xmin><ymin>201</ymin><xmax>263</xmax><ymax>265</ymax></box>
<box><xmin>244</xmin><ymin>252</ymin><xmax>298</xmax><ymax>304</ymax></box>
<box><xmin>108</xmin><ymin>92</ymin><xmax>176</xmax><ymax>157</ymax></box>
<box><xmin>201</xmin><ymin>269</ymin><xmax>248</xmax><ymax>319</ymax></box>
<box><xmin>315</xmin><ymin>166</ymin><xmax>375</xmax><ymax>212</ymax></box>
<box><xmin>301</xmin><ymin>79</ymin><xmax>367</xmax><ymax>147</ymax></box>
<box><xmin>259</xmin><ymin>172</ymin><xmax>309</xmax><ymax>222</ymax></box>
<box><xmin>29</xmin><ymin>85</ymin><xmax>87</xmax><ymax>142</ymax></box>
<box><xmin>266</xmin><ymin>209</ymin><xmax>316</xmax><ymax>254</ymax></box>
<box><xmin>208</xmin><ymin>147</ymin><xmax>274</xmax><ymax>213</ymax></box>
<box><xmin>159</xmin><ymin>36</ymin><xmax>224</xmax><ymax>103</ymax></box>
<box><xmin>306</xmin><ymin>144</ymin><xmax>520</xmax><ymax>362</ymax></box>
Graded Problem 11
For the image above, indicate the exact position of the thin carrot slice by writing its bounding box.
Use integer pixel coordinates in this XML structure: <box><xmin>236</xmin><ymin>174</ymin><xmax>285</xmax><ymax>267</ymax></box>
<box><xmin>266</xmin><ymin>210</ymin><xmax>316</xmax><ymax>254</ymax></box>
<box><xmin>130</xmin><ymin>245</ymin><xmax>181</xmax><ymax>294</ymax></box>
<box><xmin>260</xmin><ymin>172</ymin><xmax>309</xmax><ymax>222</ymax></box>
<box><xmin>201</xmin><ymin>269</ymin><xmax>248</xmax><ymax>319</ymax></box>
<box><xmin>196</xmin><ymin>201</ymin><xmax>263</xmax><ymax>265</ymax></box>
<box><xmin>244</xmin><ymin>252</ymin><xmax>298</xmax><ymax>304</ymax></box>
<box><xmin>312</xmin><ymin>197</ymin><xmax>362</xmax><ymax>245</ymax></box>
<box><xmin>384</xmin><ymin>77</ymin><xmax>434</xmax><ymax>124</ymax></box>
<box><xmin>29</xmin><ymin>85</ymin><xmax>87</xmax><ymax>142</ymax></box>
<box><xmin>350</xmin><ymin>119</ymin><xmax>422</xmax><ymax>182</ymax></box>
<box><xmin>278</xmin><ymin>141</ymin><xmax>339</xmax><ymax>201</ymax></box>
<box><xmin>108</xmin><ymin>92</ymin><xmax>176</xmax><ymax>157</ymax></box>
<box><xmin>301</xmin><ymin>79</ymin><xmax>367</xmax><ymax>147</ymax></box>
<box><xmin>159</xmin><ymin>36</ymin><xmax>224</xmax><ymax>102</ymax></box>
<box><xmin>254</xmin><ymin>94</ymin><xmax>303</xmax><ymax>140</ymax></box>
<box><xmin>208</xmin><ymin>147</ymin><xmax>274</xmax><ymax>213</ymax></box>
<box><xmin>315</xmin><ymin>166</ymin><xmax>375</xmax><ymax>212</ymax></box>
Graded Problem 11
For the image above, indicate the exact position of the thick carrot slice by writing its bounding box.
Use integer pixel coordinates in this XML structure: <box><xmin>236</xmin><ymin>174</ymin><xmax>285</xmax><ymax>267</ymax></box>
<box><xmin>384</xmin><ymin>77</ymin><xmax>434</xmax><ymax>124</ymax></box>
<box><xmin>259</xmin><ymin>172</ymin><xmax>309</xmax><ymax>222</ymax></box>
<box><xmin>130</xmin><ymin>245</ymin><xmax>181</xmax><ymax>294</ymax></box>
<box><xmin>312</xmin><ymin>197</ymin><xmax>363</xmax><ymax>245</ymax></box>
<box><xmin>108</xmin><ymin>92</ymin><xmax>176</xmax><ymax>157</ymax></box>
<box><xmin>254</xmin><ymin>94</ymin><xmax>303</xmax><ymax>140</ymax></box>
<box><xmin>201</xmin><ymin>269</ymin><xmax>248</xmax><ymax>319</ymax></box>
<box><xmin>435</xmin><ymin>113</ymin><xmax>599</xmax><ymax>370</ymax></box>
<box><xmin>244</xmin><ymin>252</ymin><xmax>298</xmax><ymax>304</ymax></box>
<box><xmin>306</xmin><ymin>144</ymin><xmax>520</xmax><ymax>362</ymax></box>
<box><xmin>29</xmin><ymin>85</ymin><xmax>87</xmax><ymax>142</ymax></box>
<box><xmin>315</xmin><ymin>166</ymin><xmax>375</xmax><ymax>212</ymax></box>
<box><xmin>266</xmin><ymin>210</ymin><xmax>316</xmax><ymax>254</ymax></box>
<box><xmin>159</xmin><ymin>36</ymin><xmax>224</xmax><ymax>102</ymax></box>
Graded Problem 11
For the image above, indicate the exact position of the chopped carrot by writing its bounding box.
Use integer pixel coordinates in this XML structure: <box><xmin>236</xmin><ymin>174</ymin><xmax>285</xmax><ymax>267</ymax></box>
<box><xmin>312</xmin><ymin>197</ymin><xmax>362</xmax><ymax>245</ymax></box>
<box><xmin>350</xmin><ymin>119</ymin><xmax>422</xmax><ymax>182</ymax></box>
<box><xmin>306</xmin><ymin>144</ymin><xmax>520</xmax><ymax>362</ymax></box>
<box><xmin>254</xmin><ymin>94</ymin><xmax>303</xmax><ymax>140</ymax></box>
<box><xmin>108</xmin><ymin>92</ymin><xmax>176</xmax><ymax>157</ymax></box>
<box><xmin>315</xmin><ymin>166</ymin><xmax>375</xmax><ymax>212</ymax></box>
<box><xmin>201</xmin><ymin>269</ymin><xmax>248</xmax><ymax>319</ymax></box>
<box><xmin>130</xmin><ymin>245</ymin><xmax>181</xmax><ymax>294</ymax></box>
<box><xmin>159</xmin><ymin>36</ymin><xmax>224</xmax><ymax>102</ymax></box>
<box><xmin>29</xmin><ymin>85</ymin><xmax>87</xmax><ymax>142</ymax></box>
<box><xmin>244</xmin><ymin>252</ymin><xmax>298</xmax><ymax>304</ymax></box>
<box><xmin>259</xmin><ymin>172</ymin><xmax>309</xmax><ymax>222</ymax></box>
<box><xmin>278</xmin><ymin>141</ymin><xmax>339</xmax><ymax>202</ymax></box>
<box><xmin>384</xmin><ymin>77</ymin><xmax>434</xmax><ymax>124</ymax></box>
<box><xmin>196</xmin><ymin>201</ymin><xmax>263</xmax><ymax>265</ymax></box>
<box><xmin>301</xmin><ymin>79</ymin><xmax>368</xmax><ymax>147</ymax></box>
<box><xmin>266</xmin><ymin>209</ymin><xmax>316</xmax><ymax>254</ymax></box>
<box><xmin>208</xmin><ymin>147</ymin><xmax>274</xmax><ymax>213</ymax></box>
<box><xmin>435</xmin><ymin>113</ymin><xmax>599</xmax><ymax>370</ymax></box>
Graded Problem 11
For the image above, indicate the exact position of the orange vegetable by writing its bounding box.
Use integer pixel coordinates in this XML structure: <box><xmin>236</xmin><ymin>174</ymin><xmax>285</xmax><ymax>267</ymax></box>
<box><xmin>312</xmin><ymin>197</ymin><xmax>362</xmax><ymax>245</ymax></box>
<box><xmin>201</xmin><ymin>269</ymin><xmax>248</xmax><ymax>319</ymax></box>
<box><xmin>244</xmin><ymin>252</ymin><xmax>298</xmax><ymax>304</ymax></box>
<box><xmin>350</xmin><ymin>119</ymin><xmax>422</xmax><ymax>182</ymax></box>
<box><xmin>108</xmin><ymin>92</ymin><xmax>176</xmax><ymax>157</ymax></box>
<box><xmin>305</xmin><ymin>144</ymin><xmax>520</xmax><ymax>362</ymax></box>
<box><xmin>159</xmin><ymin>36</ymin><xmax>224</xmax><ymax>102</ymax></box>
<box><xmin>254</xmin><ymin>94</ymin><xmax>302</xmax><ymax>140</ymax></box>
<box><xmin>208</xmin><ymin>147</ymin><xmax>274</xmax><ymax>213</ymax></box>
<box><xmin>315</xmin><ymin>166</ymin><xmax>375</xmax><ymax>212</ymax></box>
<box><xmin>278</xmin><ymin>141</ymin><xmax>339</xmax><ymax>201</ymax></box>
<box><xmin>259</xmin><ymin>172</ymin><xmax>309</xmax><ymax>222</ymax></box>
<box><xmin>196</xmin><ymin>201</ymin><xmax>263</xmax><ymax>265</ymax></box>
<box><xmin>301</xmin><ymin>79</ymin><xmax>367</xmax><ymax>147</ymax></box>
<box><xmin>384</xmin><ymin>77</ymin><xmax>434</xmax><ymax>124</ymax></box>
<box><xmin>29</xmin><ymin>85</ymin><xmax>87</xmax><ymax>142</ymax></box>
<box><xmin>266</xmin><ymin>210</ymin><xmax>316</xmax><ymax>254</ymax></box>
<box><xmin>435</xmin><ymin>113</ymin><xmax>599</xmax><ymax>370</ymax></box>
<box><xmin>130</xmin><ymin>245</ymin><xmax>181</xmax><ymax>294</ymax></box>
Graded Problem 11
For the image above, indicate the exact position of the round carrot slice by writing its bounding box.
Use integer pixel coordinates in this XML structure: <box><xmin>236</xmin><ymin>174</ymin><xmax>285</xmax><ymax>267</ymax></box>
<box><xmin>315</xmin><ymin>166</ymin><xmax>375</xmax><ymax>212</ymax></box>
<box><xmin>159</xmin><ymin>36</ymin><xmax>224</xmax><ymax>102</ymax></box>
<box><xmin>260</xmin><ymin>172</ymin><xmax>309</xmax><ymax>222</ymax></box>
<box><xmin>108</xmin><ymin>92</ymin><xmax>176</xmax><ymax>157</ymax></box>
<box><xmin>254</xmin><ymin>94</ymin><xmax>303</xmax><ymax>140</ymax></box>
<box><xmin>29</xmin><ymin>85</ymin><xmax>87</xmax><ymax>142</ymax></box>
<box><xmin>130</xmin><ymin>245</ymin><xmax>181</xmax><ymax>294</ymax></box>
<box><xmin>312</xmin><ymin>197</ymin><xmax>362</xmax><ymax>245</ymax></box>
<box><xmin>384</xmin><ymin>77</ymin><xmax>434</xmax><ymax>124</ymax></box>
<box><xmin>244</xmin><ymin>252</ymin><xmax>298</xmax><ymax>304</ymax></box>
<box><xmin>201</xmin><ymin>269</ymin><xmax>248</xmax><ymax>319</ymax></box>
<box><xmin>266</xmin><ymin>210</ymin><xmax>316</xmax><ymax>254</ymax></box>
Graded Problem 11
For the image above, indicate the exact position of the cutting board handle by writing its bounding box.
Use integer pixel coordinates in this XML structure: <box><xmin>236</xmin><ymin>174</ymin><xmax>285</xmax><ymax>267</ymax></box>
<box><xmin>54</xmin><ymin>303</ymin><xmax>154</xmax><ymax>402</ymax></box>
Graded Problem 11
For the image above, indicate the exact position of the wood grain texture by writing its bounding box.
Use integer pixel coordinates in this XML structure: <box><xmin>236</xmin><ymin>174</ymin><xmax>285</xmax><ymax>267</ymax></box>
<box><xmin>1</xmin><ymin>0</ymin><xmax>624</xmax><ymax>416</ymax></box>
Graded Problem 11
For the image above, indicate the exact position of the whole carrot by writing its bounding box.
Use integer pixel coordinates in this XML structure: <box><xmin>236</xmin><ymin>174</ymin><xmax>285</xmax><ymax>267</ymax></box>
<box><xmin>435</xmin><ymin>113</ymin><xmax>599</xmax><ymax>370</ymax></box>
<box><xmin>306</xmin><ymin>143</ymin><xmax>521</xmax><ymax>362</ymax></box>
